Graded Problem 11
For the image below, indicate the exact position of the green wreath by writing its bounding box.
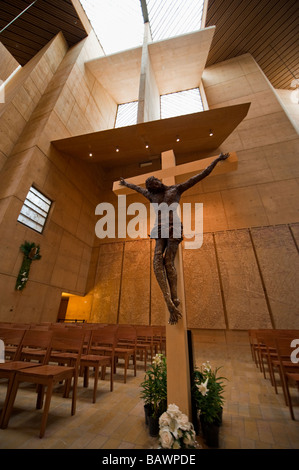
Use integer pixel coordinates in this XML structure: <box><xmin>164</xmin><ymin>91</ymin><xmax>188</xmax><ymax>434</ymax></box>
<box><xmin>15</xmin><ymin>241</ymin><xmax>41</xmax><ymax>291</ymax></box>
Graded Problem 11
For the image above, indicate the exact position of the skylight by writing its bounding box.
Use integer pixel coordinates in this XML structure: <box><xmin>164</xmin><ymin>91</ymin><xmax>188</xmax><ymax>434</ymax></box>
<box><xmin>147</xmin><ymin>0</ymin><xmax>204</xmax><ymax>41</ymax></box>
<box><xmin>80</xmin><ymin>0</ymin><xmax>144</xmax><ymax>55</ymax></box>
<box><xmin>161</xmin><ymin>88</ymin><xmax>204</xmax><ymax>119</ymax></box>
<box><xmin>115</xmin><ymin>101</ymin><xmax>138</xmax><ymax>127</ymax></box>
<box><xmin>79</xmin><ymin>0</ymin><xmax>204</xmax><ymax>55</ymax></box>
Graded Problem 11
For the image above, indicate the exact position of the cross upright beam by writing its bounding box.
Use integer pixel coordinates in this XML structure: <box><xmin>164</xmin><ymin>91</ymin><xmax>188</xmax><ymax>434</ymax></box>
<box><xmin>160</xmin><ymin>149</ymin><xmax>192</xmax><ymax>418</ymax></box>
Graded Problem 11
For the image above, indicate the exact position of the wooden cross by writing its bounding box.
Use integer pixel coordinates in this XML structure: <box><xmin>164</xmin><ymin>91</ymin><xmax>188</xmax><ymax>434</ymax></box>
<box><xmin>113</xmin><ymin>150</ymin><xmax>237</xmax><ymax>418</ymax></box>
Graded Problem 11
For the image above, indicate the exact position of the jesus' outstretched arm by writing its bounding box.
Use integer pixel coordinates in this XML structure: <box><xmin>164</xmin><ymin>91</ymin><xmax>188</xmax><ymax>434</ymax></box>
<box><xmin>119</xmin><ymin>177</ymin><xmax>151</xmax><ymax>199</ymax></box>
<box><xmin>176</xmin><ymin>153</ymin><xmax>230</xmax><ymax>195</ymax></box>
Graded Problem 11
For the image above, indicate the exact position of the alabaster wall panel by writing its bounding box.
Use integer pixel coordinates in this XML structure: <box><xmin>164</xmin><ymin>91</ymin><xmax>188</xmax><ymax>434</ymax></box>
<box><xmin>181</xmin><ymin>192</ymin><xmax>228</xmax><ymax>233</ymax></box>
<box><xmin>214</xmin><ymin>229</ymin><xmax>272</xmax><ymax>329</ymax></box>
<box><xmin>251</xmin><ymin>225</ymin><xmax>299</xmax><ymax>329</ymax></box>
<box><xmin>257</xmin><ymin>179</ymin><xmax>299</xmax><ymax>225</ymax></box>
<box><xmin>264</xmin><ymin>139</ymin><xmax>299</xmax><ymax>182</ymax></box>
<box><xmin>90</xmin><ymin>242</ymin><xmax>124</xmax><ymax>323</ymax></box>
<box><xmin>290</xmin><ymin>223</ymin><xmax>299</xmax><ymax>247</ymax></box>
<box><xmin>183</xmin><ymin>233</ymin><xmax>226</xmax><ymax>329</ymax></box>
<box><xmin>221</xmin><ymin>185</ymin><xmax>269</xmax><ymax>229</ymax></box>
<box><xmin>119</xmin><ymin>240</ymin><xmax>150</xmax><ymax>325</ymax></box>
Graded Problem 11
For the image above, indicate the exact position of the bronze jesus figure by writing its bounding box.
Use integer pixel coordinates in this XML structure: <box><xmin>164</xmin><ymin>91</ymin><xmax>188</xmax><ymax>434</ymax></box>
<box><xmin>120</xmin><ymin>152</ymin><xmax>229</xmax><ymax>325</ymax></box>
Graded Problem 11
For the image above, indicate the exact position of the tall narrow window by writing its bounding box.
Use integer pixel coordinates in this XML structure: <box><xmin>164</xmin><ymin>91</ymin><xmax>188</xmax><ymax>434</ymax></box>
<box><xmin>115</xmin><ymin>101</ymin><xmax>138</xmax><ymax>128</ymax></box>
<box><xmin>17</xmin><ymin>186</ymin><xmax>52</xmax><ymax>233</ymax></box>
<box><xmin>160</xmin><ymin>88</ymin><xmax>204</xmax><ymax>119</ymax></box>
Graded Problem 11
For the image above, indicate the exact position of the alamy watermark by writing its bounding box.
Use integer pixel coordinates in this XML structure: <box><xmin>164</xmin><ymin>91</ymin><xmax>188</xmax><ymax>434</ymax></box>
<box><xmin>0</xmin><ymin>339</ymin><xmax>4</xmax><ymax>363</ymax></box>
<box><xmin>0</xmin><ymin>80</ymin><xmax>5</xmax><ymax>104</ymax></box>
<box><xmin>95</xmin><ymin>195</ymin><xmax>203</xmax><ymax>249</ymax></box>
<box><xmin>290</xmin><ymin>339</ymin><xmax>299</xmax><ymax>363</ymax></box>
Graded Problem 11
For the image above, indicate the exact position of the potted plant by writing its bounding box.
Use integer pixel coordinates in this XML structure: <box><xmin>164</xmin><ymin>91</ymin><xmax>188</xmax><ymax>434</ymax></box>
<box><xmin>159</xmin><ymin>403</ymin><xmax>198</xmax><ymax>449</ymax></box>
<box><xmin>192</xmin><ymin>361</ymin><xmax>226</xmax><ymax>447</ymax></box>
<box><xmin>140</xmin><ymin>353</ymin><xmax>167</xmax><ymax>436</ymax></box>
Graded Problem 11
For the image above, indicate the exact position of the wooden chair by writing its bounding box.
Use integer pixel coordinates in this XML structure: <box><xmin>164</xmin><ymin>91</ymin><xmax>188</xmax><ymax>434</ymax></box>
<box><xmin>154</xmin><ymin>326</ymin><xmax>166</xmax><ymax>354</ymax></box>
<box><xmin>135</xmin><ymin>326</ymin><xmax>154</xmax><ymax>370</ymax></box>
<box><xmin>115</xmin><ymin>326</ymin><xmax>137</xmax><ymax>383</ymax></box>
<box><xmin>275</xmin><ymin>336</ymin><xmax>299</xmax><ymax>419</ymax></box>
<box><xmin>0</xmin><ymin>329</ymin><xmax>53</xmax><ymax>428</ymax></box>
<box><xmin>0</xmin><ymin>327</ymin><xmax>26</xmax><ymax>361</ymax></box>
<box><xmin>1</xmin><ymin>328</ymin><xmax>85</xmax><ymax>438</ymax></box>
<box><xmin>80</xmin><ymin>328</ymin><xmax>115</xmax><ymax>402</ymax></box>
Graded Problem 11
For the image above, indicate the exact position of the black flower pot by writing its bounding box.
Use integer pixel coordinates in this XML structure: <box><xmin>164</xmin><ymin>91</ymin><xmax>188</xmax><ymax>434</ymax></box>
<box><xmin>215</xmin><ymin>407</ymin><xmax>223</xmax><ymax>426</ymax></box>
<box><xmin>200</xmin><ymin>415</ymin><xmax>221</xmax><ymax>448</ymax></box>
<box><xmin>203</xmin><ymin>422</ymin><xmax>220</xmax><ymax>447</ymax></box>
<box><xmin>144</xmin><ymin>404</ymin><xmax>152</xmax><ymax>425</ymax></box>
<box><xmin>148</xmin><ymin>415</ymin><xmax>159</xmax><ymax>437</ymax></box>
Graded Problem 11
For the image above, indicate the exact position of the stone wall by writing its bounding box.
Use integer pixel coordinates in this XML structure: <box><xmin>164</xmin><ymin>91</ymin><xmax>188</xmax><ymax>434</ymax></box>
<box><xmin>87</xmin><ymin>223</ymin><xmax>299</xmax><ymax>329</ymax></box>
<box><xmin>0</xmin><ymin>32</ymin><xmax>117</xmax><ymax>323</ymax></box>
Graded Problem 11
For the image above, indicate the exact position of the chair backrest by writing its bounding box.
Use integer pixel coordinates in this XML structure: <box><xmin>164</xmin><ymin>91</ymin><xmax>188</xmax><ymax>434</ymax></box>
<box><xmin>136</xmin><ymin>326</ymin><xmax>153</xmax><ymax>341</ymax></box>
<box><xmin>275</xmin><ymin>336</ymin><xmax>298</xmax><ymax>361</ymax></box>
<box><xmin>16</xmin><ymin>329</ymin><xmax>53</xmax><ymax>364</ymax></box>
<box><xmin>116</xmin><ymin>326</ymin><xmax>137</xmax><ymax>344</ymax></box>
<box><xmin>50</xmin><ymin>329</ymin><xmax>85</xmax><ymax>365</ymax></box>
<box><xmin>0</xmin><ymin>327</ymin><xmax>26</xmax><ymax>360</ymax></box>
<box><xmin>89</xmin><ymin>328</ymin><xmax>117</xmax><ymax>352</ymax></box>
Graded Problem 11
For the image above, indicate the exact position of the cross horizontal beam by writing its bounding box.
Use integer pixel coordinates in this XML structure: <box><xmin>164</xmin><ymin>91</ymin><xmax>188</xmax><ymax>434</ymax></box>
<box><xmin>113</xmin><ymin>151</ymin><xmax>238</xmax><ymax>194</ymax></box>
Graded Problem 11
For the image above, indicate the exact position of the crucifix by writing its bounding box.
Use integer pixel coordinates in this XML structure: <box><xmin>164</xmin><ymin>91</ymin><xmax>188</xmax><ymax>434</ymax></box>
<box><xmin>113</xmin><ymin>149</ymin><xmax>237</xmax><ymax>417</ymax></box>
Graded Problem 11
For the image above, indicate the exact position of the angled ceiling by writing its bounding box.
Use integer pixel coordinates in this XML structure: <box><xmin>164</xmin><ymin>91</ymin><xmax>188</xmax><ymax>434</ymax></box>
<box><xmin>52</xmin><ymin>103</ymin><xmax>250</xmax><ymax>169</ymax></box>
<box><xmin>0</xmin><ymin>0</ymin><xmax>88</xmax><ymax>66</ymax></box>
<box><xmin>205</xmin><ymin>0</ymin><xmax>299</xmax><ymax>90</ymax></box>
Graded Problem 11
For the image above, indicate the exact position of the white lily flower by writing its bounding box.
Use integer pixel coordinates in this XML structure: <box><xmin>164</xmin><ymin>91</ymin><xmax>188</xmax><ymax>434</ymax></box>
<box><xmin>197</xmin><ymin>377</ymin><xmax>209</xmax><ymax>396</ymax></box>
<box><xmin>202</xmin><ymin>361</ymin><xmax>211</xmax><ymax>371</ymax></box>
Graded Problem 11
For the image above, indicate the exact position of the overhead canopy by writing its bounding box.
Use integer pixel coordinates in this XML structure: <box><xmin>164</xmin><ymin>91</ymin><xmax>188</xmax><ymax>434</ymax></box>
<box><xmin>85</xmin><ymin>27</ymin><xmax>215</xmax><ymax>103</ymax></box>
<box><xmin>52</xmin><ymin>102</ymin><xmax>250</xmax><ymax>170</ymax></box>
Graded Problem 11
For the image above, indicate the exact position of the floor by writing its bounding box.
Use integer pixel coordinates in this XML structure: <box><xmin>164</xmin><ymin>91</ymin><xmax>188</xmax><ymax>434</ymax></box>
<box><xmin>0</xmin><ymin>329</ymin><xmax>298</xmax><ymax>450</ymax></box>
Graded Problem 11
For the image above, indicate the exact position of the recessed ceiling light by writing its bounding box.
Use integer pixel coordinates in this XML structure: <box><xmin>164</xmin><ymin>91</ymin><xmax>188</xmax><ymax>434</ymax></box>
<box><xmin>116</xmin><ymin>147</ymin><xmax>120</xmax><ymax>152</ymax></box>
<box><xmin>89</xmin><ymin>153</ymin><xmax>93</xmax><ymax>157</ymax></box>
<box><xmin>209</xmin><ymin>130</ymin><xmax>214</xmax><ymax>136</ymax></box>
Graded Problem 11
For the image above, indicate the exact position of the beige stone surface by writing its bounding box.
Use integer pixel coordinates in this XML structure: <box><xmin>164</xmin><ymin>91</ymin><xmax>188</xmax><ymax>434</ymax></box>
<box><xmin>257</xmin><ymin>179</ymin><xmax>299</xmax><ymax>225</ymax></box>
<box><xmin>221</xmin><ymin>185</ymin><xmax>269</xmax><ymax>229</ymax></box>
<box><xmin>290</xmin><ymin>223</ymin><xmax>299</xmax><ymax>247</ymax></box>
<box><xmin>0</xmin><ymin>33</ymin><xmax>67</xmax><ymax>162</ymax></box>
<box><xmin>183</xmin><ymin>233</ymin><xmax>226</xmax><ymax>328</ymax></box>
<box><xmin>251</xmin><ymin>225</ymin><xmax>299</xmax><ymax>328</ymax></box>
<box><xmin>119</xmin><ymin>240</ymin><xmax>150</xmax><ymax>325</ymax></box>
<box><xmin>214</xmin><ymin>229</ymin><xmax>272</xmax><ymax>329</ymax></box>
<box><xmin>90</xmin><ymin>242</ymin><xmax>124</xmax><ymax>323</ymax></box>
